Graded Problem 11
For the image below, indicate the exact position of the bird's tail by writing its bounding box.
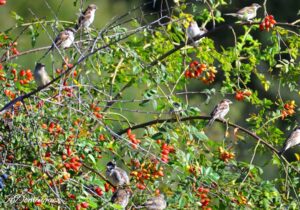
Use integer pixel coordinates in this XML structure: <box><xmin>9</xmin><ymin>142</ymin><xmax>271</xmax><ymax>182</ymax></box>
<box><xmin>207</xmin><ymin>118</ymin><xmax>215</xmax><ymax>127</ymax></box>
<box><xmin>224</xmin><ymin>13</ymin><xmax>239</xmax><ymax>17</ymax></box>
<box><xmin>74</xmin><ymin>24</ymin><xmax>80</xmax><ymax>31</ymax></box>
<box><xmin>278</xmin><ymin>147</ymin><xmax>286</xmax><ymax>156</ymax></box>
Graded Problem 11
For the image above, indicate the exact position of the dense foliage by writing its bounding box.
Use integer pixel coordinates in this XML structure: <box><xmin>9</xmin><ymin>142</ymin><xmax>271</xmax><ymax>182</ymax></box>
<box><xmin>0</xmin><ymin>0</ymin><xmax>300</xmax><ymax>209</ymax></box>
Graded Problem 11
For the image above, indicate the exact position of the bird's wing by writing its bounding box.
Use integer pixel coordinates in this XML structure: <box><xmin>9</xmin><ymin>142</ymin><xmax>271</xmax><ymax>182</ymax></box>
<box><xmin>209</xmin><ymin>104</ymin><xmax>219</xmax><ymax>117</ymax></box>
<box><xmin>210</xmin><ymin>102</ymin><xmax>227</xmax><ymax>117</ymax></box>
<box><xmin>54</xmin><ymin>31</ymin><xmax>69</xmax><ymax>47</ymax></box>
<box><xmin>143</xmin><ymin>198</ymin><xmax>156</xmax><ymax>206</ymax></box>
<box><xmin>284</xmin><ymin>129</ymin><xmax>300</xmax><ymax>148</ymax></box>
<box><xmin>78</xmin><ymin>14</ymin><xmax>85</xmax><ymax>25</ymax></box>
<box><xmin>78</xmin><ymin>11</ymin><xmax>93</xmax><ymax>25</ymax></box>
<box><xmin>119</xmin><ymin>170</ymin><xmax>129</xmax><ymax>184</ymax></box>
<box><xmin>236</xmin><ymin>6</ymin><xmax>251</xmax><ymax>15</ymax></box>
<box><xmin>111</xmin><ymin>190</ymin><xmax>124</xmax><ymax>203</ymax></box>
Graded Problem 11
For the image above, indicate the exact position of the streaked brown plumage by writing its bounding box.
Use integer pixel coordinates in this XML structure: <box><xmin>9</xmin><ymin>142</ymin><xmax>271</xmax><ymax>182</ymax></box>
<box><xmin>279</xmin><ymin>126</ymin><xmax>300</xmax><ymax>155</ymax></box>
<box><xmin>76</xmin><ymin>4</ymin><xmax>97</xmax><ymax>30</ymax></box>
<box><xmin>224</xmin><ymin>3</ymin><xmax>261</xmax><ymax>21</ymax></box>
<box><xmin>207</xmin><ymin>99</ymin><xmax>232</xmax><ymax>127</ymax></box>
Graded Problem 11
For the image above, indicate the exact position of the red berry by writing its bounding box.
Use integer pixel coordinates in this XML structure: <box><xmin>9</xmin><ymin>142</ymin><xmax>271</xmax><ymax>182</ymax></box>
<box><xmin>95</xmin><ymin>187</ymin><xmax>103</xmax><ymax>196</ymax></box>
<box><xmin>68</xmin><ymin>194</ymin><xmax>76</xmax><ymax>200</ymax></box>
<box><xmin>81</xmin><ymin>202</ymin><xmax>89</xmax><ymax>208</ymax></box>
<box><xmin>19</xmin><ymin>70</ymin><xmax>26</xmax><ymax>77</ymax></box>
<box><xmin>11</xmin><ymin>47</ymin><xmax>19</xmax><ymax>55</ymax></box>
<box><xmin>185</xmin><ymin>70</ymin><xmax>191</xmax><ymax>78</ymax></box>
<box><xmin>235</xmin><ymin>91</ymin><xmax>244</xmax><ymax>101</ymax></box>
<box><xmin>34</xmin><ymin>200</ymin><xmax>42</xmax><ymax>206</ymax></box>
<box><xmin>11</xmin><ymin>69</ymin><xmax>17</xmax><ymax>75</ymax></box>
<box><xmin>0</xmin><ymin>0</ymin><xmax>6</xmax><ymax>6</ymax></box>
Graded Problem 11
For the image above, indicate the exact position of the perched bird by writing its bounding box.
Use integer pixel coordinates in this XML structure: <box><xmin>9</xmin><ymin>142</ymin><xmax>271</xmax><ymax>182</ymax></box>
<box><xmin>207</xmin><ymin>99</ymin><xmax>232</xmax><ymax>127</ymax></box>
<box><xmin>75</xmin><ymin>4</ymin><xmax>97</xmax><ymax>30</ymax></box>
<box><xmin>34</xmin><ymin>63</ymin><xmax>51</xmax><ymax>87</ymax></box>
<box><xmin>279</xmin><ymin>126</ymin><xmax>300</xmax><ymax>155</ymax></box>
<box><xmin>40</xmin><ymin>28</ymin><xmax>76</xmax><ymax>60</ymax></box>
<box><xmin>136</xmin><ymin>194</ymin><xmax>167</xmax><ymax>210</ymax></box>
<box><xmin>50</xmin><ymin>28</ymin><xmax>76</xmax><ymax>50</ymax></box>
<box><xmin>224</xmin><ymin>3</ymin><xmax>261</xmax><ymax>21</ymax></box>
<box><xmin>187</xmin><ymin>21</ymin><xmax>207</xmax><ymax>45</ymax></box>
<box><xmin>111</xmin><ymin>187</ymin><xmax>132</xmax><ymax>209</ymax></box>
<box><xmin>106</xmin><ymin>161</ymin><xmax>130</xmax><ymax>187</ymax></box>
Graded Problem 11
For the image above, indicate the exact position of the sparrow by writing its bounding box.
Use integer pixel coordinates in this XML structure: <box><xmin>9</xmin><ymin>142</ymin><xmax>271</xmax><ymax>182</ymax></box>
<box><xmin>111</xmin><ymin>187</ymin><xmax>132</xmax><ymax>209</ymax></box>
<box><xmin>34</xmin><ymin>63</ymin><xmax>51</xmax><ymax>87</ymax></box>
<box><xmin>187</xmin><ymin>21</ymin><xmax>207</xmax><ymax>45</ymax></box>
<box><xmin>224</xmin><ymin>3</ymin><xmax>261</xmax><ymax>21</ymax></box>
<box><xmin>279</xmin><ymin>126</ymin><xmax>300</xmax><ymax>155</ymax></box>
<box><xmin>75</xmin><ymin>4</ymin><xmax>97</xmax><ymax>30</ymax></box>
<box><xmin>41</xmin><ymin>28</ymin><xmax>76</xmax><ymax>59</ymax></box>
<box><xmin>106</xmin><ymin>161</ymin><xmax>130</xmax><ymax>187</ymax></box>
<box><xmin>50</xmin><ymin>28</ymin><xmax>76</xmax><ymax>50</ymax></box>
<box><xmin>135</xmin><ymin>194</ymin><xmax>167</xmax><ymax>210</ymax></box>
<box><xmin>207</xmin><ymin>99</ymin><xmax>232</xmax><ymax>127</ymax></box>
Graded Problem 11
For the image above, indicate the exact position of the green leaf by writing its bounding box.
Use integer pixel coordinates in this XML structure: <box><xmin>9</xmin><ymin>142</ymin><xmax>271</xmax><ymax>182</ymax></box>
<box><xmin>88</xmin><ymin>154</ymin><xmax>96</xmax><ymax>165</ymax></box>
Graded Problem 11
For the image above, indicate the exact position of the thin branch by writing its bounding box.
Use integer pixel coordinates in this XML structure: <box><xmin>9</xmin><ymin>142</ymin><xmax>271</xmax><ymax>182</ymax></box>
<box><xmin>116</xmin><ymin>115</ymin><xmax>300</xmax><ymax>175</ymax></box>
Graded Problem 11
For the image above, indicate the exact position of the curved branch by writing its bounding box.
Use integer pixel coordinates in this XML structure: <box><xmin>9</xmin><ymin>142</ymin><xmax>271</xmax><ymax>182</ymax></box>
<box><xmin>117</xmin><ymin>115</ymin><xmax>279</xmax><ymax>153</ymax></box>
<box><xmin>82</xmin><ymin>163</ymin><xmax>116</xmax><ymax>188</ymax></box>
<box><xmin>117</xmin><ymin>115</ymin><xmax>300</xmax><ymax>174</ymax></box>
<box><xmin>0</xmin><ymin>39</ymin><xmax>92</xmax><ymax>63</ymax></box>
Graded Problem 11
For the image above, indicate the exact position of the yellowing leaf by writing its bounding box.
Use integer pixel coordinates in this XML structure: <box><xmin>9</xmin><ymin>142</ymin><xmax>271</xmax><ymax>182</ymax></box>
<box><xmin>295</xmin><ymin>153</ymin><xmax>300</xmax><ymax>161</ymax></box>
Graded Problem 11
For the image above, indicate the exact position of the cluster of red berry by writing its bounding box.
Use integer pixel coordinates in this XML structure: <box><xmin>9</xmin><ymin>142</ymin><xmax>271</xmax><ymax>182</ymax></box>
<box><xmin>18</xmin><ymin>69</ymin><xmax>34</xmax><ymax>85</ymax></box>
<box><xmin>56</xmin><ymin>57</ymin><xmax>77</xmax><ymax>77</ymax></box>
<box><xmin>76</xmin><ymin>202</ymin><xmax>89</xmax><ymax>210</ymax></box>
<box><xmin>3</xmin><ymin>89</ymin><xmax>16</xmax><ymax>99</ymax></box>
<box><xmin>2</xmin><ymin>67</ymin><xmax>34</xmax><ymax>100</ymax></box>
<box><xmin>90</xmin><ymin>103</ymin><xmax>103</xmax><ymax>119</ymax></box>
<box><xmin>157</xmin><ymin>140</ymin><xmax>175</xmax><ymax>163</ymax></box>
<box><xmin>130</xmin><ymin>158</ymin><xmax>164</xmax><ymax>190</ymax></box>
<box><xmin>260</xmin><ymin>15</ymin><xmax>276</xmax><ymax>31</ymax></box>
<box><xmin>127</xmin><ymin>129</ymin><xmax>141</xmax><ymax>149</ymax></box>
<box><xmin>235</xmin><ymin>89</ymin><xmax>252</xmax><ymax>101</ymax></box>
<box><xmin>281</xmin><ymin>100</ymin><xmax>296</xmax><ymax>120</ymax></box>
<box><xmin>196</xmin><ymin>186</ymin><xmax>211</xmax><ymax>210</ymax></box>
<box><xmin>63</xmin><ymin>153</ymin><xmax>82</xmax><ymax>172</ymax></box>
<box><xmin>218</xmin><ymin>147</ymin><xmax>235</xmax><ymax>162</ymax></box>
<box><xmin>42</xmin><ymin>121</ymin><xmax>64</xmax><ymax>136</ymax></box>
<box><xmin>0</xmin><ymin>37</ymin><xmax>19</xmax><ymax>55</ymax></box>
<box><xmin>185</xmin><ymin>61</ymin><xmax>217</xmax><ymax>84</ymax></box>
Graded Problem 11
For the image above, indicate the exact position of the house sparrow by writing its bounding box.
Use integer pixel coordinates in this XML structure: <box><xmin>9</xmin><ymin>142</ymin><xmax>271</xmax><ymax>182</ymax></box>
<box><xmin>279</xmin><ymin>126</ymin><xmax>300</xmax><ymax>155</ymax></box>
<box><xmin>106</xmin><ymin>161</ymin><xmax>130</xmax><ymax>187</ymax></box>
<box><xmin>34</xmin><ymin>63</ymin><xmax>51</xmax><ymax>87</ymax></box>
<box><xmin>135</xmin><ymin>194</ymin><xmax>167</xmax><ymax>210</ymax></box>
<box><xmin>41</xmin><ymin>28</ymin><xmax>76</xmax><ymax>59</ymax></box>
<box><xmin>111</xmin><ymin>187</ymin><xmax>132</xmax><ymax>209</ymax></box>
<box><xmin>187</xmin><ymin>21</ymin><xmax>207</xmax><ymax>45</ymax></box>
<box><xmin>207</xmin><ymin>99</ymin><xmax>232</xmax><ymax>127</ymax></box>
<box><xmin>224</xmin><ymin>3</ymin><xmax>261</xmax><ymax>21</ymax></box>
<box><xmin>75</xmin><ymin>4</ymin><xmax>97</xmax><ymax>30</ymax></box>
<box><xmin>51</xmin><ymin>28</ymin><xmax>76</xmax><ymax>50</ymax></box>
